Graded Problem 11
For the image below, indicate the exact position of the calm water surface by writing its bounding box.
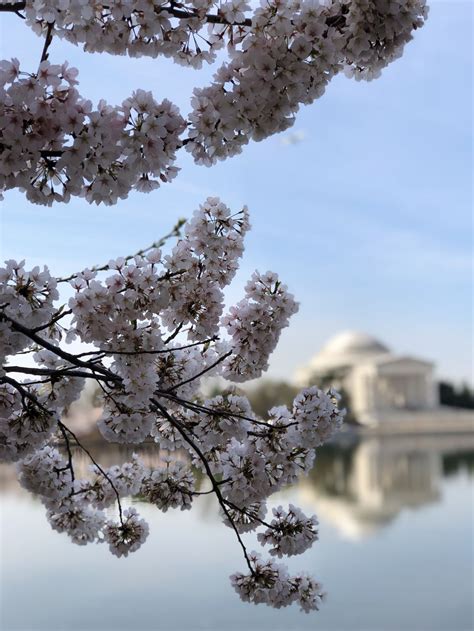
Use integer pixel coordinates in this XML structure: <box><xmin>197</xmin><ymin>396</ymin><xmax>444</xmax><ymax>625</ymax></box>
<box><xmin>1</xmin><ymin>433</ymin><xmax>473</xmax><ymax>631</ymax></box>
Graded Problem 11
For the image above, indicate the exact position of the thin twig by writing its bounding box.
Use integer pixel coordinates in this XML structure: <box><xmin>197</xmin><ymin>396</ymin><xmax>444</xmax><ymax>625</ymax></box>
<box><xmin>162</xmin><ymin>321</ymin><xmax>185</xmax><ymax>345</ymax></box>
<box><xmin>3</xmin><ymin>375</ymin><xmax>49</xmax><ymax>411</ymax></box>
<box><xmin>165</xmin><ymin>351</ymin><xmax>231</xmax><ymax>392</ymax></box>
<box><xmin>32</xmin><ymin>309</ymin><xmax>72</xmax><ymax>333</ymax></box>
<box><xmin>58</xmin><ymin>421</ymin><xmax>124</xmax><ymax>526</ymax></box>
<box><xmin>39</xmin><ymin>21</ymin><xmax>54</xmax><ymax>65</ymax></box>
<box><xmin>56</xmin><ymin>219</ymin><xmax>185</xmax><ymax>283</ymax></box>
<box><xmin>158</xmin><ymin>391</ymin><xmax>296</xmax><ymax>431</ymax></box>
<box><xmin>57</xmin><ymin>421</ymin><xmax>75</xmax><ymax>485</ymax></box>
<box><xmin>223</xmin><ymin>498</ymin><xmax>274</xmax><ymax>530</ymax></box>
<box><xmin>75</xmin><ymin>336</ymin><xmax>218</xmax><ymax>358</ymax></box>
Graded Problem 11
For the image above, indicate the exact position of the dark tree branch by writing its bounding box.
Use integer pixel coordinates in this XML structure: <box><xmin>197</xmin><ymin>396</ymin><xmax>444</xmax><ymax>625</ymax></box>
<box><xmin>162</xmin><ymin>321</ymin><xmax>185</xmax><ymax>345</ymax></box>
<box><xmin>151</xmin><ymin>399</ymin><xmax>256</xmax><ymax>576</ymax></box>
<box><xmin>0</xmin><ymin>311</ymin><xmax>119</xmax><ymax>382</ymax></box>
<box><xmin>39</xmin><ymin>20</ymin><xmax>54</xmax><ymax>65</ymax></box>
<box><xmin>158</xmin><ymin>390</ymin><xmax>296</xmax><ymax>431</ymax></box>
<box><xmin>58</xmin><ymin>420</ymin><xmax>75</xmax><ymax>485</ymax></box>
<box><xmin>0</xmin><ymin>2</ymin><xmax>252</xmax><ymax>26</ymax></box>
<box><xmin>159</xmin><ymin>4</ymin><xmax>252</xmax><ymax>27</ymax></box>
<box><xmin>224</xmin><ymin>498</ymin><xmax>274</xmax><ymax>530</ymax></box>
<box><xmin>32</xmin><ymin>308</ymin><xmax>72</xmax><ymax>333</ymax></box>
<box><xmin>165</xmin><ymin>350</ymin><xmax>232</xmax><ymax>392</ymax></box>
<box><xmin>3</xmin><ymin>365</ymin><xmax>115</xmax><ymax>381</ymax></box>
<box><xmin>2</xmin><ymin>374</ymin><xmax>50</xmax><ymax>411</ymax></box>
<box><xmin>0</xmin><ymin>2</ymin><xmax>25</xmax><ymax>12</ymax></box>
<box><xmin>75</xmin><ymin>335</ymin><xmax>218</xmax><ymax>358</ymax></box>
<box><xmin>58</xmin><ymin>420</ymin><xmax>124</xmax><ymax>526</ymax></box>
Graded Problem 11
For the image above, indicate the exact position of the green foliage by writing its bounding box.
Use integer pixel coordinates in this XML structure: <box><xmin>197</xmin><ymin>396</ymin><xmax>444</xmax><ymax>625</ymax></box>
<box><xmin>246</xmin><ymin>380</ymin><xmax>299</xmax><ymax>419</ymax></box>
<box><xmin>439</xmin><ymin>381</ymin><xmax>474</xmax><ymax>409</ymax></box>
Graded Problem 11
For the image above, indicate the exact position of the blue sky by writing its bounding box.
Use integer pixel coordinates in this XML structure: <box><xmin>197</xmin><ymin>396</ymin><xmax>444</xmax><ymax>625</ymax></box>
<box><xmin>1</xmin><ymin>2</ymin><xmax>472</xmax><ymax>384</ymax></box>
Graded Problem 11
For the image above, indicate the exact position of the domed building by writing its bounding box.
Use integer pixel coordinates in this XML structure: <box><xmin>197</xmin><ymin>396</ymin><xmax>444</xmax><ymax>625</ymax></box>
<box><xmin>295</xmin><ymin>331</ymin><xmax>439</xmax><ymax>425</ymax></box>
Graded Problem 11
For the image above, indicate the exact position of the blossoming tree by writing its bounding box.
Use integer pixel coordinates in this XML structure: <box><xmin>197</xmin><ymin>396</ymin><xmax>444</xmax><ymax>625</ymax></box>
<box><xmin>0</xmin><ymin>0</ymin><xmax>427</xmax><ymax>612</ymax></box>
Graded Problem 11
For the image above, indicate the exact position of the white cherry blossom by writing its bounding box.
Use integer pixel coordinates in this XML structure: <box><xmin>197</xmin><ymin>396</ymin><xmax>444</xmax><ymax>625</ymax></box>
<box><xmin>0</xmin><ymin>201</ymin><xmax>345</xmax><ymax>611</ymax></box>
<box><xmin>0</xmin><ymin>0</ymin><xmax>428</xmax><ymax>610</ymax></box>
<box><xmin>0</xmin><ymin>1</ymin><xmax>427</xmax><ymax>202</ymax></box>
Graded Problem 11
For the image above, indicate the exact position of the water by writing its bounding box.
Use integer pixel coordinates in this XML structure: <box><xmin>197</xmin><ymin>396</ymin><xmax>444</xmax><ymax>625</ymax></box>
<box><xmin>1</xmin><ymin>434</ymin><xmax>473</xmax><ymax>631</ymax></box>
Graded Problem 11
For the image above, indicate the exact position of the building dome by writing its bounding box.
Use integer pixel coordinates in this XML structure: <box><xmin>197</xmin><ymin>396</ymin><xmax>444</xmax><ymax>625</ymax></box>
<box><xmin>296</xmin><ymin>331</ymin><xmax>390</xmax><ymax>382</ymax></box>
<box><xmin>321</xmin><ymin>331</ymin><xmax>390</xmax><ymax>357</ymax></box>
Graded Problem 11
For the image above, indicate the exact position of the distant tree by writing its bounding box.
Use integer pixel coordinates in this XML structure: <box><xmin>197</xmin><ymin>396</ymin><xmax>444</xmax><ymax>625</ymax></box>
<box><xmin>439</xmin><ymin>381</ymin><xmax>474</xmax><ymax>409</ymax></box>
<box><xmin>246</xmin><ymin>380</ymin><xmax>300</xmax><ymax>419</ymax></box>
<box><xmin>303</xmin><ymin>369</ymin><xmax>359</xmax><ymax>424</ymax></box>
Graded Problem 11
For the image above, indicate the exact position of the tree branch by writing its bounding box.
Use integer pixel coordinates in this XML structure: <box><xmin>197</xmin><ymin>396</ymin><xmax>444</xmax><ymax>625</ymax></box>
<box><xmin>57</xmin><ymin>420</ymin><xmax>75</xmax><ymax>485</ymax></box>
<box><xmin>2</xmin><ymin>365</ymin><xmax>114</xmax><ymax>381</ymax></box>
<box><xmin>32</xmin><ymin>308</ymin><xmax>72</xmax><ymax>333</ymax></box>
<box><xmin>158</xmin><ymin>390</ymin><xmax>296</xmax><ymax>431</ymax></box>
<box><xmin>75</xmin><ymin>336</ymin><xmax>218</xmax><ymax>358</ymax></box>
<box><xmin>56</xmin><ymin>219</ymin><xmax>185</xmax><ymax>283</ymax></box>
<box><xmin>0</xmin><ymin>311</ymin><xmax>119</xmax><ymax>382</ymax></box>
<box><xmin>0</xmin><ymin>2</ymin><xmax>252</xmax><ymax>27</ymax></box>
<box><xmin>58</xmin><ymin>420</ymin><xmax>124</xmax><ymax>526</ymax></box>
<box><xmin>165</xmin><ymin>350</ymin><xmax>232</xmax><ymax>392</ymax></box>
<box><xmin>39</xmin><ymin>20</ymin><xmax>54</xmax><ymax>65</ymax></box>
<box><xmin>0</xmin><ymin>2</ymin><xmax>25</xmax><ymax>13</ymax></box>
<box><xmin>151</xmin><ymin>399</ymin><xmax>256</xmax><ymax>575</ymax></box>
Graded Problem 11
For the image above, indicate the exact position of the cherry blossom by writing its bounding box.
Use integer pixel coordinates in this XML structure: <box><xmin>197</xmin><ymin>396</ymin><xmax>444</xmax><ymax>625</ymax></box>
<box><xmin>0</xmin><ymin>0</ymin><xmax>427</xmax><ymax>202</ymax></box>
<box><xmin>0</xmin><ymin>0</ymin><xmax>428</xmax><ymax>611</ymax></box>
<box><xmin>0</xmin><ymin>61</ymin><xmax>185</xmax><ymax>205</ymax></box>
<box><xmin>104</xmin><ymin>507</ymin><xmax>150</xmax><ymax>557</ymax></box>
<box><xmin>1</xmin><ymin>200</ymin><xmax>345</xmax><ymax>611</ymax></box>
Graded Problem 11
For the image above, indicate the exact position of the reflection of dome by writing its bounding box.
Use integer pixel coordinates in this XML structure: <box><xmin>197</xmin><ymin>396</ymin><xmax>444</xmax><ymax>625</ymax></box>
<box><xmin>300</xmin><ymin>331</ymin><xmax>390</xmax><ymax>376</ymax></box>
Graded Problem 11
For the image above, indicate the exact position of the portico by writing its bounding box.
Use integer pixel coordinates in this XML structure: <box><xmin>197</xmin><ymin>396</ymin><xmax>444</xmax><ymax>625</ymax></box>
<box><xmin>351</xmin><ymin>357</ymin><xmax>438</xmax><ymax>420</ymax></box>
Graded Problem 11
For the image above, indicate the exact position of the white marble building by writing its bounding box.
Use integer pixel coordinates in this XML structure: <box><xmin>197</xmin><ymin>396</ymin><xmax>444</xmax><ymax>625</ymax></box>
<box><xmin>296</xmin><ymin>331</ymin><xmax>439</xmax><ymax>425</ymax></box>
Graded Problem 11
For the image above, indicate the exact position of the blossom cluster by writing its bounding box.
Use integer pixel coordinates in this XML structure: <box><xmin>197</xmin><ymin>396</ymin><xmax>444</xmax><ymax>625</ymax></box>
<box><xmin>22</xmin><ymin>0</ymin><xmax>246</xmax><ymax>68</ymax></box>
<box><xmin>257</xmin><ymin>504</ymin><xmax>319</xmax><ymax>557</ymax></box>
<box><xmin>204</xmin><ymin>383</ymin><xmax>343</xmax><ymax>509</ymax></box>
<box><xmin>0</xmin><ymin>1</ymin><xmax>427</xmax><ymax>202</ymax></box>
<box><xmin>83</xmin><ymin>454</ymin><xmax>147</xmax><ymax>509</ymax></box>
<box><xmin>141</xmin><ymin>458</ymin><xmax>195</xmax><ymax>512</ymax></box>
<box><xmin>0</xmin><ymin>59</ymin><xmax>185</xmax><ymax>205</ymax></box>
<box><xmin>231</xmin><ymin>551</ymin><xmax>326</xmax><ymax>612</ymax></box>
<box><xmin>161</xmin><ymin>197</ymin><xmax>251</xmax><ymax>340</ymax></box>
<box><xmin>186</xmin><ymin>0</ymin><xmax>429</xmax><ymax>164</ymax></box>
<box><xmin>103</xmin><ymin>508</ymin><xmax>150</xmax><ymax>557</ymax></box>
<box><xmin>0</xmin><ymin>257</ymin><xmax>58</xmax><ymax>362</ymax></box>
<box><xmin>222</xmin><ymin>271</ymin><xmax>299</xmax><ymax>381</ymax></box>
<box><xmin>65</xmin><ymin>197</ymin><xmax>252</xmax><ymax>443</ymax></box>
<box><xmin>1</xmin><ymin>199</ymin><xmax>345</xmax><ymax>610</ymax></box>
<box><xmin>20</xmin><ymin>0</ymin><xmax>427</xmax><ymax>80</ymax></box>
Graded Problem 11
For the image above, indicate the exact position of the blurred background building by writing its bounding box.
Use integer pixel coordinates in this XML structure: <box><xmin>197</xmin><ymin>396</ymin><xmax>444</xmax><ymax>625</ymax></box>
<box><xmin>296</xmin><ymin>331</ymin><xmax>438</xmax><ymax>425</ymax></box>
<box><xmin>295</xmin><ymin>330</ymin><xmax>474</xmax><ymax>429</ymax></box>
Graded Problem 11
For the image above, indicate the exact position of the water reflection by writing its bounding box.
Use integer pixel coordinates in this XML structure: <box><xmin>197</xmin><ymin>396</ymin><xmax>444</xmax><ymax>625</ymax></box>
<box><xmin>1</xmin><ymin>434</ymin><xmax>473</xmax><ymax>630</ymax></box>
<box><xmin>301</xmin><ymin>434</ymin><xmax>474</xmax><ymax>539</ymax></box>
<box><xmin>2</xmin><ymin>434</ymin><xmax>473</xmax><ymax>537</ymax></box>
